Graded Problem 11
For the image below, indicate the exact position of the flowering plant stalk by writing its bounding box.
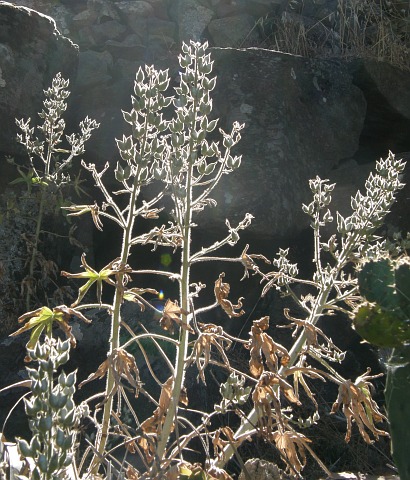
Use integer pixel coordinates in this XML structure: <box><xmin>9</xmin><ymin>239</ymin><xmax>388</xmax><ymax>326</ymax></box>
<box><xmin>14</xmin><ymin>73</ymin><xmax>98</xmax><ymax>310</ymax></box>
<box><xmin>8</xmin><ymin>41</ymin><xmax>407</xmax><ymax>480</ymax></box>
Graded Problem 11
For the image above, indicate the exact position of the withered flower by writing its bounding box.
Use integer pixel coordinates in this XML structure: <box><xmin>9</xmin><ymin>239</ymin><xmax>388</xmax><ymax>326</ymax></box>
<box><xmin>247</xmin><ymin>316</ymin><xmax>290</xmax><ymax>378</ymax></box>
<box><xmin>10</xmin><ymin>305</ymin><xmax>91</xmax><ymax>361</ymax></box>
<box><xmin>283</xmin><ymin>308</ymin><xmax>342</xmax><ymax>360</ymax></box>
<box><xmin>188</xmin><ymin>323</ymin><xmax>231</xmax><ymax>383</ymax></box>
<box><xmin>252</xmin><ymin>372</ymin><xmax>301</xmax><ymax>434</ymax></box>
<box><xmin>79</xmin><ymin>347</ymin><xmax>141</xmax><ymax>398</ymax></box>
<box><xmin>64</xmin><ymin>201</ymin><xmax>104</xmax><ymax>231</ymax></box>
<box><xmin>159</xmin><ymin>299</ymin><xmax>192</xmax><ymax>333</ymax></box>
<box><xmin>331</xmin><ymin>368</ymin><xmax>388</xmax><ymax>443</ymax></box>
<box><xmin>214</xmin><ymin>273</ymin><xmax>244</xmax><ymax>318</ymax></box>
<box><xmin>240</xmin><ymin>244</ymin><xmax>270</xmax><ymax>280</ymax></box>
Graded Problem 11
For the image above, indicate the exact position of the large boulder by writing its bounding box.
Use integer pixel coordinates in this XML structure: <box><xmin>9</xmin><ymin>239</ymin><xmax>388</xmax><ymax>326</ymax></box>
<box><xmin>205</xmin><ymin>47</ymin><xmax>367</xmax><ymax>239</ymax></box>
<box><xmin>348</xmin><ymin>59</ymin><xmax>410</xmax><ymax>162</ymax></box>
<box><xmin>170</xmin><ymin>0</ymin><xmax>214</xmax><ymax>42</ymax></box>
<box><xmin>66</xmin><ymin>47</ymin><xmax>368</xmax><ymax>241</ymax></box>
<box><xmin>0</xmin><ymin>2</ymin><xmax>78</xmax><ymax>156</ymax></box>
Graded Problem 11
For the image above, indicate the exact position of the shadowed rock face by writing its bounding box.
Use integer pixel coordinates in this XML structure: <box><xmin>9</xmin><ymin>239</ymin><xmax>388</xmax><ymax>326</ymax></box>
<box><xmin>0</xmin><ymin>0</ymin><xmax>409</xmax><ymax>242</ymax></box>
<box><xmin>204</xmin><ymin>47</ymin><xmax>367</xmax><ymax>239</ymax></box>
<box><xmin>0</xmin><ymin>2</ymin><xmax>78</xmax><ymax>156</ymax></box>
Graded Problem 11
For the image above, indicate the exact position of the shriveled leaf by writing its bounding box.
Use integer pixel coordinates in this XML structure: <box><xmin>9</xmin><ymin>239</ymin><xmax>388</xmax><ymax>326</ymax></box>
<box><xmin>139</xmin><ymin>376</ymin><xmax>175</xmax><ymax>461</ymax></box>
<box><xmin>272</xmin><ymin>428</ymin><xmax>311</xmax><ymax>475</ymax></box>
<box><xmin>188</xmin><ymin>323</ymin><xmax>231</xmax><ymax>384</ymax></box>
<box><xmin>123</xmin><ymin>287</ymin><xmax>159</xmax><ymax>310</ymax></box>
<box><xmin>247</xmin><ymin>316</ymin><xmax>289</xmax><ymax>378</ymax></box>
<box><xmin>159</xmin><ymin>299</ymin><xmax>192</xmax><ymax>333</ymax></box>
<box><xmin>214</xmin><ymin>273</ymin><xmax>244</xmax><ymax>318</ymax></box>
<box><xmin>213</xmin><ymin>426</ymin><xmax>244</xmax><ymax>464</ymax></box>
<box><xmin>283</xmin><ymin>308</ymin><xmax>342</xmax><ymax>360</ymax></box>
<box><xmin>79</xmin><ymin>348</ymin><xmax>141</xmax><ymax>398</ymax></box>
<box><xmin>240</xmin><ymin>244</ymin><xmax>270</xmax><ymax>280</ymax></box>
<box><xmin>331</xmin><ymin>369</ymin><xmax>388</xmax><ymax>443</ymax></box>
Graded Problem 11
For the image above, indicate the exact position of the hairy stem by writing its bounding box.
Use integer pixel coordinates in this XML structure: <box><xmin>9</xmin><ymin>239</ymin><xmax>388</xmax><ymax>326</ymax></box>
<box><xmin>26</xmin><ymin>184</ymin><xmax>47</xmax><ymax>310</ymax></box>
<box><xmin>90</xmin><ymin>174</ymin><xmax>141</xmax><ymax>474</ymax></box>
<box><xmin>212</xmin><ymin>226</ymin><xmax>361</xmax><ymax>469</ymax></box>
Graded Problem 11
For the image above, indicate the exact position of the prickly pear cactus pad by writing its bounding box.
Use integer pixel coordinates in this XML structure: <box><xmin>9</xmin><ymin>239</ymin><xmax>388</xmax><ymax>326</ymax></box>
<box><xmin>354</xmin><ymin>257</ymin><xmax>410</xmax><ymax>347</ymax></box>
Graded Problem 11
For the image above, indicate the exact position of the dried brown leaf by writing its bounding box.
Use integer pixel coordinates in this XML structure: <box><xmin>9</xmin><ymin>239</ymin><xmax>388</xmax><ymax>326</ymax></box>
<box><xmin>189</xmin><ymin>323</ymin><xmax>231</xmax><ymax>383</ymax></box>
<box><xmin>331</xmin><ymin>369</ymin><xmax>388</xmax><ymax>444</ymax></box>
<box><xmin>159</xmin><ymin>299</ymin><xmax>192</xmax><ymax>333</ymax></box>
<box><xmin>78</xmin><ymin>348</ymin><xmax>141</xmax><ymax>398</ymax></box>
<box><xmin>214</xmin><ymin>273</ymin><xmax>244</xmax><ymax>318</ymax></box>
<box><xmin>247</xmin><ymin>317</ymin><xmax>290</xmax><ymax>378</ymax></box>
<box><xmin>272</xmin><ymin>428</ymin><xmax>311</xmax><ymax>475</ymax></box>
<box><xmin>240</xmin><ymin>244</ymin><xmax>271</xmax><ymax>280</ymax></box>
<box><xmin>213</xmin><ymin>426</ymin><xmax>245</xmax><ymax>468</ymax></box>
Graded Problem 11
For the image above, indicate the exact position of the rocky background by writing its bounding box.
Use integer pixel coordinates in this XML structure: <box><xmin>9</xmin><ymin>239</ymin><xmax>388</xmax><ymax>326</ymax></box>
<box><xmin>1</xmin><ymin>0</ymin><xmax>409</xmax><ymax>239</ymax></box>
<box><xmin>0</xmin><ymin>0</ymin><xmax>409</xmax><ymax>473</ymax></box>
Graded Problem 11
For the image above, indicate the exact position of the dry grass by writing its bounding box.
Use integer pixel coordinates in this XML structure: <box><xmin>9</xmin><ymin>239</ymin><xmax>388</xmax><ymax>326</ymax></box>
<box><xmin>256</xmin><ymin>0</ymin><xmax>410</xmax><ymax>70</ymax></box>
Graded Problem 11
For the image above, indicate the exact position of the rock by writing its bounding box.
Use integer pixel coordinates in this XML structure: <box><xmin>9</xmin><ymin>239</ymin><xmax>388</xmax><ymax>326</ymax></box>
<box><xmin>144</xmin><ymin>0</ymin><xmax>170</xmax><ymax>20</ymax></box>
<box><xmin>146</xmin><ymin>17</ymin><xmax>177</xmax><ymax>39</ymax></box>
<box><xmin>90</xmin><ymin>20</ymin><xmax>127</xmax><ymax>43</ymax></box>
<box><xmin>116</xmin><ymin>58</ymin><xmax>145</xmax><ymax>83</ymax></box>
<box><xmin>355</xmin><ymin>59</ymin><xmax>410</xmax><ymax>121</ymax></box>
<box><xmin>214</xmin><ymin>0</ymin><xmax>249</xmax><ymax>18</ymax></box>
<box><xmin>76</xmin><ymin>50</ymin><xmax>113</xmax><ymax>91</ymax></box>
<box><xmin>105</xmin><ymin>34</ymin><xmax>146</xmax><ymax>60</ymax></box>
<box><xmin>206</xmin><ymin>47</ymin><xmax>366</xmax><ymax>239</ymax></box>
<box><xmin>8</xmin><ymin>0</ymin><xmax>73</xmax><ymax>35</ymax></box>
<box><xmin>116</xmin><ymin>0</ymin><xmax>155</xmax><ymax>34</ymax></box>
<box><xmin>208</xmin><ymin>14</ymin><xmax>261</xmax><ymax>47</ymax></box>
<box><xmin>72</xmin><ymin>8</ymin><xmax>96</xmax><ymax>31</ymax></box>
<box><xmin>173</xmin><ymin>0</ymin><xmax>214</xmax><ymax>42</ymax></box>
<box><xmin>87</xmin><ymin>0</ymin><xmax>120</xmax><ymax>23</ymax></box>
<box><xmin>0</xmin><ymin>2</ymin><xmax>78</xmax><ymax>156</ymax></box>
<box><xmin>348</xmin><ymin>59</ymin><xmax>410</xmax><ymax>162</ymax></box>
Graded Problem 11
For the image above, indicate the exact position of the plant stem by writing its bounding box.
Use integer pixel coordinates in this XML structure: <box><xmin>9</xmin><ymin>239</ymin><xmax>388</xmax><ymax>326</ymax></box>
<box><xmin>26</xmin><ymin>184</ymin><xmax>47</xmax><ymax>310</ymax></box>
<box><xmin>156</xmin><ymin>163</ymin><xmax>194</xmax><ymax>463</ymax></box>
<box><xmin>90</xmin><ymin>175</ymin><xmax>141</xmax><ymax>474</ymax></box>
<box><xmin>212</xmin><ymin>227</ymin><xmax>361</xmax><ymax>469</ymax></box>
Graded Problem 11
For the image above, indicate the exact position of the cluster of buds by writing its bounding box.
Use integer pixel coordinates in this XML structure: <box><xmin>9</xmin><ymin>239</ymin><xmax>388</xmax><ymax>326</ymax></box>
<box><xmin>17</xmin><ymin>337</ymin><xmax>87</xmax><ymax>480</ymax></box>
<box><xmin>16</xmin><ymin>72</ymin><xmax>99</xmax><ymax>184</ymax></box>
<box><xmin>216</xmin><ymin>372</ymin><xmax>252</xmax><ymax>414</ymax></box>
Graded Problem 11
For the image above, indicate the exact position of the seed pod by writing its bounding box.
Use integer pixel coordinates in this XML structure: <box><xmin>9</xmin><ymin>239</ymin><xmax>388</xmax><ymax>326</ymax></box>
<box><xmin>56</xmin><ymin>428</ymin><xmax>66</xmax><ymax>448</ymax></box>
<box><xmin>32</xmin><ymin>467</ymin><xmax>41</xmax><ymax>480</ymax></box>
<box><xmin>18</xmin><ymin>438</ymin><xmax>32</xmax><ymax>458</ymax></box>
<box><xmin>37</xmin><ymin>453</ymin><xmax>48</xmax><ymax>473</ymax></box>
<box><xmin>63</xmin><ymin>433</ymin><xmax>74</xmax><ymax>451</ymax></box>
<box><xmin>49</xmin><ymin>392</ymin><xmax>67</xmax><ymax>410</ymax></box>
<box><xmin>62</xmin><ymin>408</ymin><xmax>76</xmax><ymax>428</ymax></box>
<box><xmin>48</xmin><ymin>452</ymin><xmax>59</xmax><ymax>474</ymax></box>
<box><xmin>31</xmin><ymin>436</ymin><xmax>41</xmax><ymax>455</ymax></box>
<box><xmin>38</xmin><ymin>415</ymin><xmax>53</xmax><ymax>433</ymax></box>
<box><xmin>26</xmin><ymin>367</ymin><xmax>39</xmax><ymax>380</ymax></box>
<box><xmin>25</xmin><ymin>397</ymin><xmax>42</xmax><ymax>416</ymax></box>
<box><xmin>40</xmin><ymin>378</ymin><xmax>49</xmax><ymax>393</ymax></box>
<box><xmin>64</xmin><ymin>371</ymin><xmax>76</xmax><ymax>389</ymax></box>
